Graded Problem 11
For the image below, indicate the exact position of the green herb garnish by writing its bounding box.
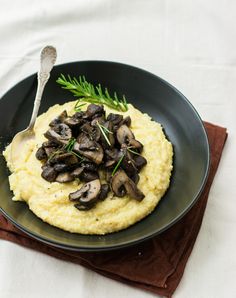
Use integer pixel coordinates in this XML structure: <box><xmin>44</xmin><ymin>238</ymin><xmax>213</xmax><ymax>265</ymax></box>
<box><xmin>65</xmin><ymin>138</ymin><xmax>83</xmax><ymax>160</ymax></box>
<box><xmin>127</xmin><ymin>147</ymin><xmax>141</xmax><ymax>156</ymax></box>
<box><xmin>97</xmin><ymin>122</ymin><xmax>112</xmax><ymax>146</ymax></box>
<box><xmin>74</xmin><ymin>102</ymin><xmax>87</xmax><ymax>112</ymax></box>
<box><xmin>111</xmin><ymin>154</ymin><xmax>125</xmax><ymax>176</ymax></box>
<box><xmin>56</xmin><ymin>74</ymin><xmax>128</xmax><ymax>112</ymax></box>
<box><xmin>65</xmin><ymin>138</ymin><xmax>76</xmax><ymax>151</ymax></box>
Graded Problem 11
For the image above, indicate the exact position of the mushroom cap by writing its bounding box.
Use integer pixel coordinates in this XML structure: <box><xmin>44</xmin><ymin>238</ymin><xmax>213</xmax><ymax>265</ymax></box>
<box><xmin>116</xmin><ymin>125</ymin><xmax>134</xmax><ymax>145</ymax></box>
<box><xmin>86</xmin><ymin>104</ymin><xmax>104</xmax><ymax>119</ymax></box>
<box><xmin>41</xmin><ymin>166</ymin><xmax>57</xmax><ymax>182</ymax></box>
<box><xmin>69</xmin><ymin>179</ymin><xmax>101</xmax><ymax>205</ymax></box>
<box><xmin>44</xmin><ymin>123</ymin><xmax>72</xmax><ymax>145</ymax></box>
<box><xmin>74</xmin><ymin>134</ymin><xmax>104</xmax><ymax>165</ymax></box>
<box><xmin>36</xmin><ymin>147</ymin><xmax>47</xmax><ymax>160</ymax></box>
<box><xmin>56</xmin><ymin>172</ymin><xmax>74</xmax><ymax>183</ymax></box>
<box><xmin>49</xmin><ymin>110</ymin><xmax>68</xmax><ymax>127</ymax></box>
<box><xmin>111</xmin><ymin>169</ymin><xmax>144</xmax><ymax>201</ymax></box>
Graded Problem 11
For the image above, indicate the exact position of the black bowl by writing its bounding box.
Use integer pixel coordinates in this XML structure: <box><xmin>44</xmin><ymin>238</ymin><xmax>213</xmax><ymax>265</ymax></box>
<box><xmin>0</xmin><ymin>61</ymin><xmax>210</xmax><ymax>251</ymax></box>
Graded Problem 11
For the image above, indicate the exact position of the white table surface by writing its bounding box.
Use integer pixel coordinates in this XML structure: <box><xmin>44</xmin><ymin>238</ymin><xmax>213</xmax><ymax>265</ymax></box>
<box><xmin>0</xmin><ymin>1</ymin><xmax>236</xmax><ymax>297</ymax></box>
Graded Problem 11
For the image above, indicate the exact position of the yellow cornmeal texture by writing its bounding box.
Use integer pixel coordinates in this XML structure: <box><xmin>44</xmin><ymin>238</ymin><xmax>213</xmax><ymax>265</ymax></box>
<box><xmin>3</xmin><ymin>101</ymin><xmax>173</xmax><ymax>235</ymax></box>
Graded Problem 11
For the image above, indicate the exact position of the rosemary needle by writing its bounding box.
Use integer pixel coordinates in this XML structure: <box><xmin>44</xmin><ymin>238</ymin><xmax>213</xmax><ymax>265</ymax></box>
<box><xmin>97</xmin><ymin>122</ymin><xmax>111</xmax><ymax>146</ymax></box>
<box><xmin>112</xmin><ymin>154</ymin><xmax>125</xmax><ymax>176</ymax></box>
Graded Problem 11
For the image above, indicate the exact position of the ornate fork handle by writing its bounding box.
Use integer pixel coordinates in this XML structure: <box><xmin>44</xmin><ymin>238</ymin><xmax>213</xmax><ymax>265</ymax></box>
<box><xmin>28</xmin><ymin>46</ymin><xmax>57</xmax><ymax>130</ymax></box>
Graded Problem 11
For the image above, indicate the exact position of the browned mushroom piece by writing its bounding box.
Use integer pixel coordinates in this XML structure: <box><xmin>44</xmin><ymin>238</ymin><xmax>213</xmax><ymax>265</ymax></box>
<box><xmin>81</xmin><ymin>122</ymin><xmax>101</xmax><ymax>141</ymax></box>
<box><xmin>130</xmin><ymin>172</ymin><xmax>140</xmax><ymax>184</ymax></box>
<box><xmin>107</xmin><ymin>113</ymin><xmax>123</xmax><ymax>125</ymax></box>
<box><xmin>99</xmin><ymin>184</ymin><xmax>110</xmax><ymax>200</ymax></box>
<box><xmin>69</xmin><ymin>179</ymin><xmax>101</xmax><ymax>207</ymax></box>
<box><xmin>41</xmin><ymin>166</ymin><xmax>57</xmax><ymax>182</ymax></box>
<box><xmin>71</xmin><ymin>167</ymin><xmax>84</xmax><ymax>178</ymax></box>
<box><xmin>128</xmin><ymin>138</ymin><xmax>143</xmax><ymax>152</ymax></box>
<box><xmin>85</xmin><ymin>104</ymin><xmax>104</xmax><ymax>119</ymax></box>
<box><xmin>49</xmin><ymin>110</ymin><xmax>68</xmax><ymax>127</ymax></box>
<box><xmin>111</xmin><ymin>169</ymin><xmax>144</xmax><ymax>201</ymax></box>
<box><xmin>44</xmin><ymin>123</ymin><xmax>72</xmax><ymax>145</ymax></box>
<box><xmin>121</xmin><ymin>116</ymin><xmax>131</xmax><ymax>127</ymax></box>
<box><xmin>105</xmin><ymin>159</ymin><xmax>116</xmax><ymax>168</ymax></box>
<box><xmin>54</xmin><ymin>163</ymin><xmax>70</xmax><ymax>173</ymax></box>
<box><xmin>80</xmin><ymin>170</ymin><xmax>99</xmax><ymax>182</ymax></box>
<box><xmin>74</xmin><ymin>134</ymin><xmax>104</xmax><ymax>165</ymax></box>
<box><xmin>121</xmin><ymin>151</ymin><xmax>137</xmax><ymax>177</ymax></box>
<box><xmin>81</xmin><ymin>162</ymin><xmax>98</xmax><ymax>172</ymax></box>
<box><xmin>74</xmin><ymin>204</ymin><xmax>93</xmax><ymax>211</ymax></box>
<box><xmin>56</xmin><ymin>172</ymin><xmax>74</xmax><ymax>183</ymax></box>
<box><xmin>133</xmin><ymin>155</ymin><xmax>147</xmax><ymax>171</ymax></box>
<box><xmin>64</xmin><ymin>116</ymin><xmax>82</xmax><ymax>127</ymax></box>
<box><xmin>116</xmin><ymin>125</ymin><xmax>134</xmax><ymax>145</ymax></box>
<box><xmin>50</xmin><ymin>152</ymin><xmax>78</xmax><ymax>165</ymax></box>
<box><xmin>36</xmin><ymin>147</ymin><xmax>47</xmax><ymax>160</ymax></box>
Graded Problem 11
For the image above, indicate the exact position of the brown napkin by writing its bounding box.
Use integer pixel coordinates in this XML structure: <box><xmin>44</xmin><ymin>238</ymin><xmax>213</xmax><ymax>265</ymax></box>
<box><xmin>0</xmin><ymin>122</ymin><xmax>227</xmax><ymax>298</ymax></box>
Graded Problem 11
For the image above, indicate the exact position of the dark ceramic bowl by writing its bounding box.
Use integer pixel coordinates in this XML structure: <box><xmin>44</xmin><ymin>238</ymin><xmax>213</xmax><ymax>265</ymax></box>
<box><xmin>0</xmin><ymin>61</ymin><xmax>210</xmax><ymax>251</ymax></box>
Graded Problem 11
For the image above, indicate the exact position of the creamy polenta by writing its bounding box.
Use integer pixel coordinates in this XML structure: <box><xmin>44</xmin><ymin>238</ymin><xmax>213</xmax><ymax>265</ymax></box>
<box><xmin>3</xmin><ymin>102</ymin><xmax>173</xmax><ymax>235</ymax></box>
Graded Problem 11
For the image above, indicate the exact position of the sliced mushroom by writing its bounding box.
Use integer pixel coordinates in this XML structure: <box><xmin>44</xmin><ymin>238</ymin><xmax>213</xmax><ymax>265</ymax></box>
<box><xmin>105</xmin><ymin>148</ymin><xmax>122</xmax><ymax>161</ymax></box>
<box><xmin>41</xmin><ymin>166</ymin><xmax>57</xmax><ymax>182</ymax></box>
<box><xmin>73</xmin><ymin>111</ymin><xmax>84</xmax><ymax>119</ymax></box>
<box><xmin>133</xmin><ymin>155</ymin><xmax>147</xmax><ymax>171</ymax></box>
<box><xmin>105</xmin><ymin>159</ymin><xmax>116</xmax><ymax>168</ymax></box>
<box><xmin>36</xmin><ymin>147</ymin><xmax>47</xmax><ymax>160</ymax></box>
<box><xmin>74</xmin><ymin>203</ymin><xmax>93</xmax><ymax>211</ymax></box>
<box><xmin>42</xmin><ymin>140</ymin><xmax>58</xmax><ymax>148</ymax></box>
<box><xmin>80</xmin><ymin>170</ymin><xmax>99</xmax><ymax>182</ymax></box>
<box><xmin>121</xmin><ymin>116</ymin><xmax>131</xmax><ymax>127</ymax></box>
<box><xmin>81</xmin><ymin>162</ymin><xmax>98</xmax><ymax>172</ymax></box>
<box><xmin>130</xmin><ymin>172</ymin><xmax>140</xmax><ymax>184</ymax></box>
<box><xmin>49</xmin><ymin>110</ymin><xmax>67</xmax><ymax>127</ymax></box>
<box><xmin>74</xmin><ymin>135</ymin><xmax>104</xmax><ymax>165</ymax></box>
<box><xmin>111</xmin><ymin>169</ymin><xmax>144</xmax><ymax>201</ymax></box>
<box><xmin>44</xmin><ymin>123</ymin><xmax>72</xmax><ymax>145</ymax></box>
<box><xmin>71</xmin><ymin>167</ymin><xmax>84</xmax><ymax>178</ymax></box>
<box><xmin>128</xmin><ymin>138</ymin><xmax>143</xmax><ymax>152</ymax></box>
<box><xmin>50</xmin><ymin>152</ymin><xmax>78</xmax><ymax>165</ymax></box>
<box><xmin>69</xmin><ymin>179</ymin><xmax>101</xmax><ymax>207</ymax></box>
<box><xmin>86</xmin><ymin>104</ymin><xmax>104</xmax><ymax>119</ymax></box>
<box><xmin>81</xmin><ymin>123</ymin><xmax>101</xmax><ymax>141</ymax></box>
<box><xmin>44</xmin><ymin>147</ymin><xmax>57</xmax><ymax>158</ymax></box>
<box><xmin>56</xmin><ymin>172</ymin><xmax>74</xmax><ymax>183</ymax></box>
<box><xmin>91</xmin><ymin>116</ymin><xmax>105</xmax><ymax>126</ymax></box>
<box><xmin>116</xmin><ymin>125</ymin><xmax>134</xmax><ymax>145</ymax></box>
<box><xmin>99</xmin><ymin>184</ymin><xmax>110</xmax><ymax>200</ymax></box>
<box><xmin>107</xmin><ymin>113</ymin><xmax>123</xmax><ymax>125</ymax></box>
<box><xmin>64</xmin><ymin>116</ymin><xmax>82</xmax><ymax>127</ymax></box>
<box><xmin>54</xmin><ymin>163</ymin><xmax>70</xmax><ymax>173</ymax></box>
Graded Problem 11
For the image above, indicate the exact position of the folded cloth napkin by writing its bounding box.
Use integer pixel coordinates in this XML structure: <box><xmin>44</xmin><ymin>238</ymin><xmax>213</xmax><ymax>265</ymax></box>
<box><xmin>0</xmin><ymin>122</ymin><xmax>227</xmax><ymax>298</ymax></box>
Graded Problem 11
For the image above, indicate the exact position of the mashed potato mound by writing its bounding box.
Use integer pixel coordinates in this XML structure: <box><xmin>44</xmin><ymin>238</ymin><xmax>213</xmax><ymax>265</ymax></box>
<box><xmin>3</xmin><ymin>101</ymin><xmax>173</xmax><ymax>235</ymax></box>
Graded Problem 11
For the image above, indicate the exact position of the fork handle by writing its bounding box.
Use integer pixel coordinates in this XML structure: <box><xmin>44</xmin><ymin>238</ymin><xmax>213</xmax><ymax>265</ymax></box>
<box><xmin>28</xmin><ymin>46</ymin><xmax>57</xmax><ymax>130</ymax></box>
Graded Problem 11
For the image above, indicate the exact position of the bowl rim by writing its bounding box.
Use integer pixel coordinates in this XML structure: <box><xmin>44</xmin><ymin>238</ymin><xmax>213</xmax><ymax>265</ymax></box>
<box><xmin>0</xmin><ymin>59</ymin><xmax>210</xmax><ymax>251</ymax></box>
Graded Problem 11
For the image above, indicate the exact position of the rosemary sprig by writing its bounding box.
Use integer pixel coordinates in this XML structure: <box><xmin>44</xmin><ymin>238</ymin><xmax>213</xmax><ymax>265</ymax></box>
<box><xmin>65</xmin><ymin>138</ymin><xmax>84</xmax><ymax>160</ymax></box>
<box><xmin>56</xmin><ymin>74</ymin><xmax>128</xmax><ymax>112</ymax></box>
<box><xmin>65</xmin><ymin>138</ymin><xmax>76</xmax><ymax>151</ymax></box>
<box><xmin>127</xmin><ymin>147</ymin><xmax>141</xmax><ymax>156</ymax></box>
<box><xmin>99</xmin><ymin>124</ymin><xmax>113</xmax><ymax>135</ymax></box>
<box><xmin>111</xmin><ymin>154</ymin><xmax>125</xmax><ymax>176</ymax></box>
<box><xmin>48</xmin><ymin>148</ymin><xmax>64</xmax><ymax>162</ymax></box>
<box><xmin>97</xmin><ymin>122</ymin><xmax>111</xmax><ymax>146</ymax></box>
